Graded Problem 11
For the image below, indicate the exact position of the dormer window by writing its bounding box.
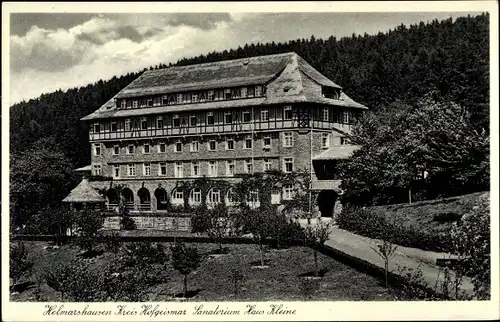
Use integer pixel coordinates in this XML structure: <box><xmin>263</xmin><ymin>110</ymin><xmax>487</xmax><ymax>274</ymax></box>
<box><xmin>247</xmin><ymin>86</ymin><xmax>255</xmax><ymax>97</ymax></box>
<box><xmin>162</xmin><ymin>96</ymin><xmax>168</xmax><ymax>105</ymax></box>
<box><xmin>94</xmin><ymin>123</ymin><xmax>100</xmax><ymax>133</ymax></box>
<box><xmin>147</xmin><ymin>99</ymin><xmax>153</xmax><ymax>107</ymax></box>
<box><xmin>255</xmin><ymin>86</ymin><xmax>262</xmax><ymax>97</ymax></box>
<box><xmin>199</xmin><ymin>92</ymin><xmax>206</xmax><ymax>102</ymax></box>
<box><xmin>121</xmin><ymin>100</ymin><xmax>126</xmax><ymax>109</ymax></box>
<box><xmin>207</xmin><ymin>90</ymin><xmax>214</xmax><ymax>101</ymax></box>
<box><xmin>192</xmin><ymin>93</ymin><xmax>199</xmax><ymax>103</ymax></box>
<box><xmin>139</xmin><ymin>99</ymin><xmax>147</xmax><ymax>108</ymax></box>
<box><xmin>224</xmin><ymin>89</ymin><xmax>231</xmax><ymax>100</ymax></box>
<box><xmin>231</xmin><ymin>89</ymin><xmax>240</xmax><ymax>99</ymax></box>
<box><xmin>177</xmin><ymin>93</ymin><xmax>183</xmax><ymax>104</ymax></box>
<box><xmin>241</xmin><ymin>87</ymin><xmax>247</xmax><ymax>98</ymax></box>
<box><xmin>133</xmin><ymin>100</ymin><xmax>138</xmax><ymax>108</ymax></box>
<box><xmin>153</xmin><ymin>97</ymin><xmax>161</xmax><ymax>106</ymax></box>
<box><xmin>322</xmin><ymin>86</ymin><xmax>341</xmax><ymax>99</ymax></box>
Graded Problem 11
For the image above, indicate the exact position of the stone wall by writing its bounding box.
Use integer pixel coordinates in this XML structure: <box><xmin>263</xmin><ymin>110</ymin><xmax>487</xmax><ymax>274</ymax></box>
<box><xmin>103</xmin><ymin>215</ymin><xmax>191</xmax><ymax>231</ymax></box>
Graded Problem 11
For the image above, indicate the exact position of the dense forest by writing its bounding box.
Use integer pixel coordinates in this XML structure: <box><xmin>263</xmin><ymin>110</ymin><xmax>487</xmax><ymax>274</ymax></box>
<box><xmin>9</xmin><ymin>14</ymin><xmax>490</xmax><ymax>227</ymax></box>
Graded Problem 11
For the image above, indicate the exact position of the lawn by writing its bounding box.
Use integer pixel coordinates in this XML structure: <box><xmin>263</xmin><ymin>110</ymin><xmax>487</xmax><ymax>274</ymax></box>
<box><xmin>11</xmin><ymin>241</ymin><xmax>395</xmax><ymax>301</ymax></box>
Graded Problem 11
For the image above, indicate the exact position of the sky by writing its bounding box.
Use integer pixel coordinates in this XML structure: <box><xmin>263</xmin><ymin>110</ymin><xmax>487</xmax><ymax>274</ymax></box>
<box><xmin>9</xmin><ymin>11</ymin><xmax>482</xmax><ymax>104</ymax></box>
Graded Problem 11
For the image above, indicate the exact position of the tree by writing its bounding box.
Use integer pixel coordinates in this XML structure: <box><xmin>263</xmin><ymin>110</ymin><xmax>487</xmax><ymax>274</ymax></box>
<box><xmin>73</xmin><ymin>209</ymin><xmax>105</xmax><ymax>253</ymax></box>
<box><xmin>191</xmin><ymin>203</ymin><xmax>237</xmax><ymax>254</ymax></box>
<box><xmin>238</xmin><ymin>204</ymin><xmax>276</xmax><ymax>267</ymax></box>
<box><xmin>9</xmin><ymin>242</ymin><xmax>33</xmax><ymax>285</ymax></box>
<box><xmin>304</xmin><ymin>219</ymin><xmax>331</xmax><ymax>276</ymax></box>
<box><xmin>170</xmin><ymin>243</ymin><xmax>201</xmax><ymax>298</ymax></box>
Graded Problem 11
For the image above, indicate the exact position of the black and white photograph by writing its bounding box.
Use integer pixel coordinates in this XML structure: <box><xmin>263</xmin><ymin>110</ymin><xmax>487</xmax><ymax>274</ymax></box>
<box><xmin>2</xmin><ymin>1</ymin><xmax>498</xmax><ymax>321</ymax></box>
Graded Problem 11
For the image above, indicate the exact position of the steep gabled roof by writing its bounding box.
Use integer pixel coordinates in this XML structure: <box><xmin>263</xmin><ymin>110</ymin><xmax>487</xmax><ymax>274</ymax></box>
<box><xmin>82</xmin><ymin>52</ymin><xmax>367</xmax><ymax>121</ymax></box>
<box><xmin>62</xmin><ymin>178</ymin><xmax>106</xmax><ymax>203</ymax></box>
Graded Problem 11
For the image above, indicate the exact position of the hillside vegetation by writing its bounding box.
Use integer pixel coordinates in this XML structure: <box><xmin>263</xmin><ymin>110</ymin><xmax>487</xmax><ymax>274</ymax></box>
<box><xmin>9</xmin><ymin>14</ymin><xmax>490</xmax><ymax>229</ymax></box>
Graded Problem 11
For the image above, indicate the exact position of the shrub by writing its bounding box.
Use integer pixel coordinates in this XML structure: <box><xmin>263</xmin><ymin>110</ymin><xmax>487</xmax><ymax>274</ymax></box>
<box><xmin>337</xmin><ymin>205</ymin><xmax>453</xmax><ymax>252</ymax></box>
<box><xmin>102</xmin><ymin>232</ymin><xmax>121</xmax><ymax>257</ymax></box>
<box><xmin>304</xmin><ymin>219</ymin><xmax>331</xmax><ymax>276</ymax></box>
<box><xmin>269</xmin><ymin>214</ymin><xmax>305</xmax><ymax>249</ymax></box>
<box><xmin>450</xmin><ymin>194</ymin><xmax>490</xmax><ymax>299</ymax></box>
<box><xmin>73</xmin><ymin>209</ymin><xmax>105</xmax><ymax>252</ymax></box>
<box><xmin>123</xmin><ymin>242</ymin><xmax>169</xmax><ymax>267</ymax></box>
<box><xmin>120</xmin><ymin>215</ymin><xmax>136</xmax><ymax>230</ymax></box>
<box><xmin>9</xmin><ymin>242</ymin><xmax>33</xmax><ymax>285</ymax></box>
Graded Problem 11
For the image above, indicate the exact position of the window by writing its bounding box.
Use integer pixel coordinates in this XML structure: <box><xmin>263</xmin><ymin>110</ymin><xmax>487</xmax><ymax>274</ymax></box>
<box><xmin>172</xmin><ymin>189</ymin><xmax>184</xmax><ymax>205</ymax></box>
<box><xmin>92</xmin><ymin>164</ymin><xmax>102</xmax><ymax>176</ymax></box>
<box><xmin>177</xmin><ymin>94</ymin><xmax>183</xmax><ymax>104</ymax></box>
<box><xmin>343</xmin><ymin>111</ymin><xmax>349</xmax><ymax>124</ymax></box>
<box><xmin>263</xmin><ymin>159</ymin><xmax>272</xmax><ymax>171</ymax></box>
<box><xmin>226</xmin><ymin>138</ymin><xmax>234</xmax><ymax>150</ymax></box>
<box><xmin>247</xmin><ymin>190</ymin><xmax>259</xmax><ymax>208</ymax></box>
<box><xmin>113</xmin><ymin>145</ymin><xmax>120</xmax><ymax>155</ymax></box>
<box><xmin>93</xmin><ymin>143</ymin><xmax>101</xmax><ymax>156</ymax></box>
<box><xmin>208</xmin><ymin>161</ymin><xmax>218</xmax><ymax>177</ymax></box>
<box><xmin>244</xmin><ymin>135</ymin><xmax>252</xmax><ymax>149</ymax></box>
<box><xmin>255</xmin><ymin>86</ymin><xmax>262</xmax><ymax>97</ymax></box>
<box><xmin>111</xmin><ymin>122</ymin><xmax>117</xmax><ymax>132</ymax></box>
<box><xmin>271</xmin><ymin>188</ymin><xmax>281</xmax><ymax>204</ymax></box>
<box><xmin>224</xmin><ymin>112</ymin><xmax>232</xmax><ymax>124</ymax></box>
<box><xmin>226</xmin><ymin>188</ymin><xmax>235</xmax><ymax>205</ymax></box>
<box><xmin>283</xmin><ymin>132</ymin><xmax>293</xmax><ymax>147</ymax></box>
<box><xmin>94</xmin><ymin>123</ymin><xmax>100</xmax><ymax>133</ymax></box>
<box><xmin>141</xmin><ymin>118</ymin><xmax>148</xmax><ymax>130</ymax></box>
<box><xmin>192</xmin><ymin>93</ymin><xmax>198</xmax><ymax>103</ymax></box>
<box><xmin>128</xmin><ymin>164</ymin><xmax>136</xmax><ymax>176</ymax></box>
<box><xmin>207</xmin><ymin>188</ymin><xmax>221</xmax><ymax>206</ymax></box>
<box><xmin>174</xmin><ymin>141</ymin><xmax>182</xmax><ymax>152</ymax></box>
<box><xmin>143</xmin><ymin>163</ymin><xmax>151</xmax><ymax>176</ymax></box>
<box><xmin>154</xmin><ymin>97</ymin><xmax>161</xmax><ymax>106</ymax></box>
<box><xmin>244</xmin><ymin>159</ymin><xmax>253</xmax><ymax>173</ymax></box>
<box><xmin>133</xmin><ymin>100</ymin><xmax>138</xmax><ymax>108</ymax></box>
<box><xmin>208</xmin><ymin>140</ymin><xmax>217</xmax><ymax>151</ymax></box>
<box><xmin>241</xmin><ymin>87</ymin><xmax>247</xmax><ymax>98</ymax></box>
<box><xmin>261</xmin><ymin>109</ymin><xmax>269</xmax><ymax>121</ymax></box>
<box><xmin>158</xmin><ymin>142</ymin><xmax>166</xmax><ymax>153</ymax></box>
<box><xmin>341</xmin><ymin>137</ymin><xmax>350</xmax><ymax>145</ymax></box>
<box><xmin>113</xmin><ymin>165</ymin><xmax>120</xmax><ymax>178</ymax></box>
<box><xmin>283</xmin><ymin>157</ymin><xmax>294</xmax><ymax>173</ymax></box>
<box><xmin>226</xmin><ymin>160</ymin><xmax>235</xmax><ymax>176</ymax></box>
<box><xmin>191</xmin><ymin>162</ymin><xmax>200</xmax><ymax>177</ymax></box>
<box><xmin>139</xmin><ymin>99</ymin><xmax>147</xmax><ymax>108</ymax></box>
<box><xmin>224</xmin><ymin>89</ymin><xmax>231</xmax><ymax>100</ymax></box>
<box><xmin>263</xmin><ymin>135</ymin><xmax>271</xmax><ymax>148</ymax></box>
<box><xmin>127</xmin><ymin>145</ymin><xmax>135</xmax><ymax>154</ymax></box>
<box><xmin>189</xmin><ymin>188</ymin><xmax>201</xmax><ymax>205</ymax></box>
<box><xmin>121</xmin><ymin>100</ymin><xmax>126</xmax><ymax>109</ymax></box>
<box><xmin>162</xmin><ymin>96</ymin><xmax>168</xmax><ymax>105</ymax></box>
<box><xmin>206</xmin><ymin>112</ymin><xmax>214</xmax><ymax>125</ymax></box>
<box><xmin>147</xmin><ymin>99</ymin><xmax>153</xmax><ymax>107</ymax></box>
<box><xmin>231</xmin><ymin>89</ymin><xmax>240</xmax><ymax>99</ymax></box>
<box><xmin>207</xmin><ymin>90</ymin><xmax>214</xmax><ymax>101</ymax></box>
<box><xmin>143</xmin><ymin>143</ymin><xmax>150</xmax><ymax>154</ymax></box>
<box><xmin>174</xmin><ymin>162</ymin><xmax>183</xmax><ymax>178</ymax></box>
<box><xmin>159</xmin><ymin>163</ymin><xmax>167</xmax><ymax>176</ymax></box>
<box><xmin>243</xmin><ymin>111</ymin><xmax>251</xmax><ymax>123</ymax></box>
<box><xmin>157</xmin><ymin>116</ymin><xmax>163</xmax><ymax>129</ymax></box>
<box><xmin>283</xmin><ymin>106</ymin><xmax>293</xmax><ymax>120</ymax></box>
<box><xmin>283</xmin><ymin>184</ymin><xmax>293</xmax><ymax>200</ymax></box>
<box><xmin>321</xmin><ymin>133</ymin><xmax>330</xmax><ymax>149</ymax></box>
<box><xmin>125</xmin><ymin>119</ymin><xmax>131</xmax><ymax>131</ymax></box>
<box><xmin>173</xmin><ymin>115</ymin><xmax>180</xmax><ymax>127</ymax></box>
<box><xmin>247</xmin><ymin>86</ymin><xmax>255</xmax><ymax>97</ymax></box>
<box><xmin>322</xmin><ymin>107</ymin><xmax>329</xmax><ymax>121</ymax></box>
<box><xmin>190</xmin><ymin>141</ymin><xmax>199</xmax><ymax>152</ymax></box>
<box><xmin>190</xmin><ymin>115</ymin><xmax>197</xmax><ymax>126</ymax></box>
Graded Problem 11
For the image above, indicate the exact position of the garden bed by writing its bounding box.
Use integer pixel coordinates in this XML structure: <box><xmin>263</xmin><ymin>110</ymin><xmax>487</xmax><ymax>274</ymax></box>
<box><xmin>11</xmin><ymin>241</ymin><xmax>395</xmax><ymax>301</ymax></box>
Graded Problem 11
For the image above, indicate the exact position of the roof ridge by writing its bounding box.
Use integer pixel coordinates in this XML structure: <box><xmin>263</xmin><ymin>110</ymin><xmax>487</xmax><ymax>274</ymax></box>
<box><xmin>145</xmin><ymin>52</ymin><xmax>299</xmax><ymax>75</ymax></box>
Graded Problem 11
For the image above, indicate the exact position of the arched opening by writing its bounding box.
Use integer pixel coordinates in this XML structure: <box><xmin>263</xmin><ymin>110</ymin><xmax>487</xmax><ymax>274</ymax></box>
<box><xmin>171</xmin><ymin>188</ymin><xmax>184</xmax><ymax>207</ymax></box>
<box><xmin>121</xmin><ymin>188</ymin><xmax>135</xmax><ymax>211</ymax></box>
<box><xmin>154</xmin><ymin>188</ymin><xmax>168</xmax><ymax>211</ymax></box>
<box><xmin>246</xmin><ymin>190</ymin><xmax>260</xmax><ymax>209</ymax></box>
<box><xmin>317</xmin><ymin>190</ymin><xmax>338</xmax><ymax>217</ymax></box>
<box><xmin>106</xmin><ymin>188</ymin><xmax>119</xmax><ymax>210</ymax></box>
<box><xmin>225</xmin><ymin>188</ymin><xmax>236</xmax><ymax>207</ymax></box>
<box><xmin>189</xmin><ymin>188</ymin><xmax>202</xmax><ymax>207</ymax></box>
<box><xmin>207</xmin><ymin>187</ymin><xmax>221</xmax><ymax>209</ymax></box>
<box><xmin>138</xmin><ymin>187</ymin><xmax>151</xmax><ymax>211</ymax></box>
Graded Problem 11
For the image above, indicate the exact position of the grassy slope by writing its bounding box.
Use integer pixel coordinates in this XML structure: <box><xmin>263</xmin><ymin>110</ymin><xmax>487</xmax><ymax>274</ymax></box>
<box><xmin>367</xmin><ymin>191</ymin><xmax>489</xmax><ymax>233</ymax></box>
<box><xmin>11</xmin><ymin>241</ymin><xmax>394</xmax><ymax>302</ymax></box>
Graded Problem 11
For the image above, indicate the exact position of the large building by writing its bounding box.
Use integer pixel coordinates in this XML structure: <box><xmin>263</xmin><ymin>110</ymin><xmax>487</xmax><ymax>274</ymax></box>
<box><xmin>74</xmin><ymin>52</ymin><xmax>367</xmax><ymax>220</ymax></box>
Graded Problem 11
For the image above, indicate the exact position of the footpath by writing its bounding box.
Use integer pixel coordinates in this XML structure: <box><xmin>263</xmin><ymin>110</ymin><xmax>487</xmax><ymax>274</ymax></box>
<box><xmin>296</xmin><ymin>218</ymin><xmax>474</xmax><ymax>298</ymax></box>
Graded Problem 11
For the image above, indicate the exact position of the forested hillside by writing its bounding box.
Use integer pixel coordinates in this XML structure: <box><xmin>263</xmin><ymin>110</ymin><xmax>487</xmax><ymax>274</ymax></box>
<box><xmin>9</xmin><ymin>14</ymin><xmax>490</xmax><ymax>227</ymax></box>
